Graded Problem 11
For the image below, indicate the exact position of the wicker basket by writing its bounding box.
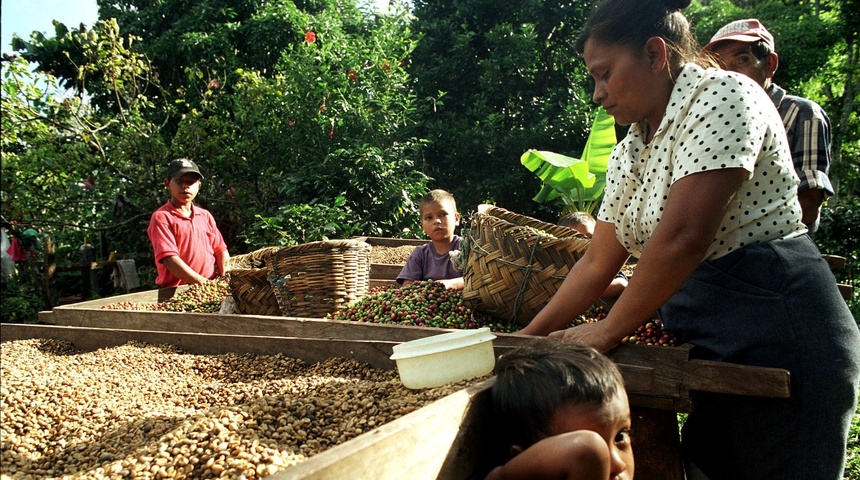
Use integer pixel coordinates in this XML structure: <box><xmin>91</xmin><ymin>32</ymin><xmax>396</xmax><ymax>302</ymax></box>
<box><xmin>461</xmin><ymin>205</ymin><xmax>590</xmax><ymax>327</ymax></box>
<box><xmin>268</xmin><ymin>239</ymin><xmax>372</xmax><ymax>318</ymax></box>
<box><xmin>226</xmin><ymin>246</ymin><xmax>282</xmax><ymax>316</ymax></box>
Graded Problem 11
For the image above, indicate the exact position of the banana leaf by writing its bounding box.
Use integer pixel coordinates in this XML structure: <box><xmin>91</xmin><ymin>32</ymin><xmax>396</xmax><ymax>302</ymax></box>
<box><xmin>520</xmin><ymin>107</ymin><xmax>616</xmax><ymax>214</ymax></box>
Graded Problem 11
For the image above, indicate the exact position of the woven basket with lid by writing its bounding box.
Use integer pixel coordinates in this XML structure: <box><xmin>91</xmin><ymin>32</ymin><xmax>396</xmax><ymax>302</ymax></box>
<box><xmin>461</xmin><ymin>205</ymin><xmax>590</xmax><ymax>327</ymax></box>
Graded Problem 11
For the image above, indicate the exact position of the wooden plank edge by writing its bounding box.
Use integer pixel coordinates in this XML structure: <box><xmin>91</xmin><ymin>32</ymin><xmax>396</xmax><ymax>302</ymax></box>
<box><xmin>356</xmin><ymin>237</ymin><xmax>429</xmax><ymax>247</ymax></box>
<box><xmin>371</xmin><ymin>264</ymin><xmax>404</xmax><ymax>279</ymax></box>
<box><xmin>370</xmin><ymin>279</ymin><xmax>398</xmax><ymax>288</ymax></box>
<box><xmin>684</xmin><ymin>359</ymin><xmax>791</xmax><ymax>398</ymax></box>
<box><xmin>0</xmin><ymin>324</ymin><xmax>399</xmax><ymax>371</ymax></box>
<box><xmin>272</xmin><ymin>379</ymin><xmax>496</xmax><ymax>480</ymax></box>
<box><xmin>50</xmin><ymin>286</ymin><xmax>191</xmax><ymax>310</ymax></box>
<box><xmin>46</xmin><ymin>310</ymin><xmax>459</xmax><ymax>342</ymax></box>
<box><xmin>822</xmin><ymin>254</ymin><xmax>846</xmax><ymax>270</ymax></box>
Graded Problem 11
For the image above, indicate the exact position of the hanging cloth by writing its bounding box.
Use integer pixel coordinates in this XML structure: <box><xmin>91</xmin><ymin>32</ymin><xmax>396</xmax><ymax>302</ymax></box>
<box><xmin>7</xmin><ymin>237</ymin><xmax>28</xmax><ymax>262</ymax></box>
<box><xmin>111</xmin><ymin>259</ymin><xmax>141</xmax><ymax>292</ymax></box>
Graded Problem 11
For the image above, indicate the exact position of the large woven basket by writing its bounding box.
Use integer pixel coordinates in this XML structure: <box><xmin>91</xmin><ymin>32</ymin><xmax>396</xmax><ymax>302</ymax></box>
<box><xmin>226</xmin><ymin>246</ymin><xmax>282</xmax><ymax>316</ymax></box>
<box><xmin>461</xmin><ymin>205</ymin><xmax>590</xmax><ymax>327</ymax></box>
<box><xmin>268</xmin><ymin>239</ymin><xmax>372</xmax><ymax>318</ymax></box>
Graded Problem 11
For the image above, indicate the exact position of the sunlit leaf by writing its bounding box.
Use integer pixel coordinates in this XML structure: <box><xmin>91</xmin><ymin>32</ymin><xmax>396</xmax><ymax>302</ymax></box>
<box><xmin>521</xmin><ymin>107</ymin><xmax>616</xmax><ymax>214</ymax></box>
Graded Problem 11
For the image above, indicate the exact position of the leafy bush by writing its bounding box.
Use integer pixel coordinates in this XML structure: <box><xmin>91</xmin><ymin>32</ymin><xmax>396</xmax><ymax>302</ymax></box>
<box><xmin>170</xmin><ymin>2</ymin><xmax>428</xmax><ymax>251</ymax></box>
<box><xmin>0</xmin><ymin>280</ymin><xmax>42</xmax><ymax>324</ymax></box>
<box><xmin>241</xmin><ymin>197</ymin><xmax>361</xmax><ymax>247</ymax></box>
<box><xmin>409</xmin><ymin>0</ymin><xmax>596</xmax><ymax>219</ymax></box>
<box><xmin>816</xmin><ymin>197</ymin><xmax>860</xmax><ymax>321</ymax></box>
<box><xmin>521</xmin><ymin>108</ymin><xmax>616</xmax><ymax>217</ymax></box>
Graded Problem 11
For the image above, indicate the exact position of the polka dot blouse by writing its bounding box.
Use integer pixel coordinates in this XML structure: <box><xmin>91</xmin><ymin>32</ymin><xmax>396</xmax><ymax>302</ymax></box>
<box><xmin>597</xmin><ymin>63</ymin><xmax>806</xmax><ymax>260</ymax></box>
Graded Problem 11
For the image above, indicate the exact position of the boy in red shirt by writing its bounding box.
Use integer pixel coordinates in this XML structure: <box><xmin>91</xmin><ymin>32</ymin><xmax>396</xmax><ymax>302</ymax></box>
<box><xmin>147</xmin><ymin>159</ymin><xmax>230</xmax><ymax>288</ymax></box>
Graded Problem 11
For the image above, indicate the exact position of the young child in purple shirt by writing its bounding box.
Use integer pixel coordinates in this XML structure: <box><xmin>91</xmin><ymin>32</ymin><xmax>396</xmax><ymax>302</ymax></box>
<box><xmin>397</xmin><ymin>189</ymin><xmax>464</xmax><ymax>289</ymax></box>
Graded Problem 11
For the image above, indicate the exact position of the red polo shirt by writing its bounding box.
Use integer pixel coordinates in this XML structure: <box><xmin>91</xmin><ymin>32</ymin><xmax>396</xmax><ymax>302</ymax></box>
<box><xmin>147</xmin><ymin>201</ymin><xmax>228</xmax><ymax>287</ymax></box>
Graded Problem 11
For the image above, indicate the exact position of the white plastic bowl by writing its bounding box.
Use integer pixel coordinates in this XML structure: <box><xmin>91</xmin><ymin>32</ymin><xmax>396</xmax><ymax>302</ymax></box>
<box><xmin>389</xmin><ymin>328</ymin><xmax>497</xmax><ymax>389</ymax></box>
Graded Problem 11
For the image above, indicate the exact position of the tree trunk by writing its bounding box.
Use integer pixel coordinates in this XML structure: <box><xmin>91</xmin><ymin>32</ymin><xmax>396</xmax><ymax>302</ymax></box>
<box><xmin>830</xmin><ymin>34</ymin><xmax>859</xmax><ymax>203</ymax></box>
<box><xmin>42</xmin><ymin>236</ymin><xmax>56</xmax><ymax>310</ymax></box>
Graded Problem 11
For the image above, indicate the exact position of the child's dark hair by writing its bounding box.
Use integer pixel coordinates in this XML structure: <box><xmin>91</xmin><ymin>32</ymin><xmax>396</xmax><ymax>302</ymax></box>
<box><xmin>558</xmin><ymin>211</ymin><xmax>595</xmax><ymax>229</ymax></box>
<box><xmin>420</xmin><ymin>189</ymin><xmax>457</xmax><ymax>212</ymax></box>
<box><xmin>575</xmin><ymin>0</ymin><xmax>707</xmax><ymax>71</ymax></box>
<box><xmin>491</xmin><ymin>344</ymin><xmax>625</xmax><ymax>450</ymax></box>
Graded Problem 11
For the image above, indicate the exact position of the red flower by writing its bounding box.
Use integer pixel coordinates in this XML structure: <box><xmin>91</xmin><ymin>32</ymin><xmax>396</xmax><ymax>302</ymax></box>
<box><xmin>329</xmin><ymin>128</ymin><xmax>334</xmax><ymax>138</ymax></box>
<box><xmin>208</xmin><ymin>79</ymin><xmax>220</xmax><ymax>90</ymax></box>
<box><xmin>320</xmin><ymin>103</ymin><xmax>325</xmax><ymax>112</ymax></box>
<box><xmin>382</xmin><ymin>61</ymin><xmax>391</xmax><ymax>71</ymax></box>
<box><xmin>399</xmin><ymin>60</ymin><xmax>406</xmax><ymax>67</ymax></box>
<box><xmin>226</xmin><ymin>187</ymin><xmax>234</xmax><ymax>196</ymax></box>
<box><xmin>305</xmin><ymin>31</ymin><xmax>316</xmax><ymax>43</ymax></box>
<box><xmin>348</xmin><ymin>70</ymin><xmax>358</xmax><ymax>82</ymax></box>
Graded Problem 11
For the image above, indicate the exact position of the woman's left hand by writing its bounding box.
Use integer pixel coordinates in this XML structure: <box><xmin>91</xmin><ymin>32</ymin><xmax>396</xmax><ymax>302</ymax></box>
<box><xmin>548</xmin><ymin>321</ymin><xmax>620</xmax><ymax>353</ymax></box>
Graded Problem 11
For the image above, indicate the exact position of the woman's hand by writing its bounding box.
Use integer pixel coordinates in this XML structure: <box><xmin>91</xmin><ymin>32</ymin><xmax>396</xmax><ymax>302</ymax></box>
<box><xmin>548</xmin><ymin>321</ymin><xmax>621</xmax><ymax>353</ymax></box>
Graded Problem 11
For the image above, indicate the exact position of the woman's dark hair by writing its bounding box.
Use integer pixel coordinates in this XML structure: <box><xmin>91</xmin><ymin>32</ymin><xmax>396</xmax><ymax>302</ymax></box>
<box><xmin>491</xmin><ymin>343</ymin><xmax>625</xmax><ymax>450</ymax></box>
<box><xmin>575</xmin><ymin>0</ymin><xmax>705</xmax><ymax>70</ymax></box>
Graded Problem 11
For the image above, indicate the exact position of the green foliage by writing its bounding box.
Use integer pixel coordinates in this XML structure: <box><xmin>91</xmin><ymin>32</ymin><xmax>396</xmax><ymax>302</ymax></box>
<box><xmin>9</xmin><ymin>1</ymin><xmax>429</xmax><ymax>259</ymax></box>
<box><xmin>815</xmin><ymin>197</ymin><xmax>860</xmax><ymax>320</ymax></box>
<box><xmin>409</xmin><ymin>0</ymin><xmax>595</xmax><ymax>220</ymax></box>
<box><xmin>4</xmin><ymin>20</ymin><xmax>171</xmax><ymax>265</ymax></box>
<box><xmin>520</xmin><ymin>107</ymin><xmax>616</xmax><ymax>216</ymax></box>
<box><xmin>241</xmin><ymin>196</ymin><xmax>360</xmax><ymax>247</ymax></box>
<box><xmin>0</xmin><ymin>237</ymin><xmax>54</xmax><ymax>320</ymax></box>
<box><xmin>0</xmin><ymin>279</ymin><xmax>42</xmax><ymax>323</ymax></box>
<box><xmin>170</xmin><ymin>2</ymin><xmax>428</xmax><ymax>250</ymax></box>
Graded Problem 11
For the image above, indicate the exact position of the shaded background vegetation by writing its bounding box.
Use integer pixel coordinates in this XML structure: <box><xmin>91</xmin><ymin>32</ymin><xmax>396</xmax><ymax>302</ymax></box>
<box><xmin>2</xmin><ymin>0</ymin><xmax>858</xmax><ymax>320</ymax></box>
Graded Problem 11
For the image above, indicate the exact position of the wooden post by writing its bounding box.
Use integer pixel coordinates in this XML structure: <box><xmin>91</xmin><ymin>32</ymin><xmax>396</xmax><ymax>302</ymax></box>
<box><xmin>79</xmin><ymin>243</ymin><xmax>96</xmax><ymax>299</ymax></box>
<box><xmin>42</xmin><ymin>236</ymin><xmax>55</xmax><ymax>309</ymax></box>
<box><xmin>81</xmin><ymin>263</ymin><xmax>91</xmax><ymax>299</ymax></box>
<box><xmin>630</xmin><ymin>407</ymin><xmax>685</xmax><ymax>480</ymax></box>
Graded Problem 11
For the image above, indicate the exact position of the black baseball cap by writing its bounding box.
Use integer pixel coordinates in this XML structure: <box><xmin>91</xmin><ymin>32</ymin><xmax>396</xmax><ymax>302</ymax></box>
<box><xmin>166</xmin><ymin>158</ymin><xmax>203</xmax><ymax>180</ymax></box>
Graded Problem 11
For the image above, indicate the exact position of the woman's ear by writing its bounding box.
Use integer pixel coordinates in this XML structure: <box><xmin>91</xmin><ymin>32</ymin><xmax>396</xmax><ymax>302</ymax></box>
<box><xmin>509</xmin><ymin>444</ymin><xmax>524</xmax><ymax>457</ymax></box>
<box><xmin>644</xmin><ymin>36</ymin><xmax>669</xmax><ymax>74</ymax></box>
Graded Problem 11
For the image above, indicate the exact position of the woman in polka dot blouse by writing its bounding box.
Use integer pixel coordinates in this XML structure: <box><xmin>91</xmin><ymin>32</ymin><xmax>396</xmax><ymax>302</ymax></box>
<box><xmin>517</xmin><ymin>0</ymin><xmax>860</xmax><ymax>478</ymax></box>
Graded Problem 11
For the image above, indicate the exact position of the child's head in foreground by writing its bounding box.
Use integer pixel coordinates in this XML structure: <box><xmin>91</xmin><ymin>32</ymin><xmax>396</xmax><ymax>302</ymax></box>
<box><xmin>419</xmin><ymin>189</ymin><xmax>460</xmax><ymax>241</ymax></box>
<box><xmin>558</xmin><ymin>211</ymin><xmax>596</xmax><ymax>238</ymax></box>
<box><xmin>491</xmin><ymin>343</ymin><xmax>631</xmax><ymax>457</ymax></box>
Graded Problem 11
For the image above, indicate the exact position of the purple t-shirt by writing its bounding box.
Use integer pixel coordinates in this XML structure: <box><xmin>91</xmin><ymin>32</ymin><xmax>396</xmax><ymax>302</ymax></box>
<box><xmin>397</xmin><ymin>235</ymin><xmax>463</xmax><ymax>283</ymax></box>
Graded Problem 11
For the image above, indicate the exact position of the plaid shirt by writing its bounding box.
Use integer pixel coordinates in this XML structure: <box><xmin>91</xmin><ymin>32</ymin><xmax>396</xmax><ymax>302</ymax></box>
<box><xmin>768</xmin><ymin>83</ymin><xmax>834</xmax><ymax>196</ymax></box>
